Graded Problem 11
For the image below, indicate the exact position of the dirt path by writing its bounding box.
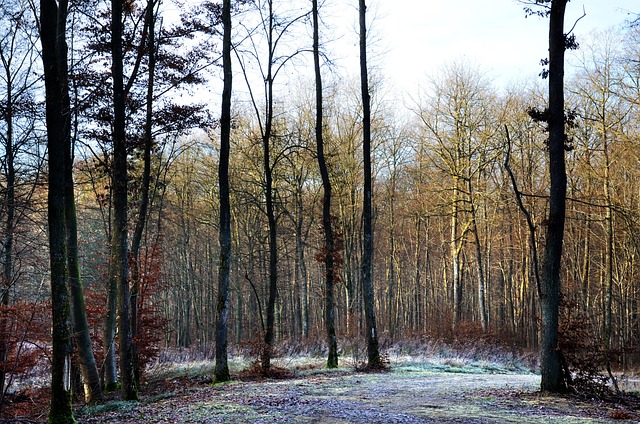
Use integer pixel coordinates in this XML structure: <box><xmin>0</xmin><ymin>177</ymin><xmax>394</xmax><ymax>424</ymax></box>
<box><xmin>77</xmin><ymin>368</ymin><xmax>636</xmax><ymax>423</ymax></box>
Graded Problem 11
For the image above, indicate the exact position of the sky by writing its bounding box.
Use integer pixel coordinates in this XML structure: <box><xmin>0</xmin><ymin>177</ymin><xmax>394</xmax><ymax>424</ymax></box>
<box><xmin>327</xmin><ymin>0</ymin><xmax>637</xmax><ymax>94</ymax></box>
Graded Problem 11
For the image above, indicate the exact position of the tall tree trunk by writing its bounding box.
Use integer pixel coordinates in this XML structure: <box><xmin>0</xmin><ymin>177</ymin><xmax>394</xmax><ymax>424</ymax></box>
<box><xmin>451</xmin><ymin>177</ymin><xmax>462</xmax><ymax>331</ymax></box>
<box><xmin>40</xmin><ymin>0</ymin><xmax>75</xmax><ymax>421</ymax></box>
<box><xmin>297</xmin><ymin>224</ymin><xmax>309</xmax><ymax>339</ymax></box>
<box><xmin>601</xmin><ymin>108</ymin><xmax>619</xmax><ymax>391</ymax></box>
<box><xmin>111</xmin><ymin>0</ymin><xmax>138</xmax><ymax>401</ymax></box>
<box><xmin>130</xmin><ymin>0</ymin><xmax>157</xmax><ymax>385</ymax></box>
<box><xmin>103</xmin><ymin>272</ymin><xmax>118</xmax><ymax>390</ymax></box>
<box><xmin>214</xmin><ymin>0</ymin><xmax>232</xmax><ymax>383</ymax></box>
<box><xmin>468</xmin><ymin>179</ymin><xmax>488</xmax><ymax>332</ymax></box>
<box><xmin>66</xmin><ymin>129</ymin><xmax>102</xmax><ymax>403</ymax></box>
<box><xmin>540</xmin><ymin>0</ymin><xmax>569</xmax><ymax>393</ymax></box>
<box><xmin>261</xmin><ymin>0</ymin><xmax>278</xmax><ymax>373</ymax></box>
<box><xmin>313</xmin><ymin>0</ymin><xmax>338</xmax><ymax>369</ymax></box>
<box><xmin>358</xmin><ymin>0</ymin><xmax>382</xmax><ymax>370</ymax></box>
<box><xmin>0</xmin><ymin>66</ymin><xmax>14</xmax><ymax>398</ymax></box>
<box><xmin>387</xmin><ymin>176</ymin><xmax>397</xmax><ymax>339</ymax></box>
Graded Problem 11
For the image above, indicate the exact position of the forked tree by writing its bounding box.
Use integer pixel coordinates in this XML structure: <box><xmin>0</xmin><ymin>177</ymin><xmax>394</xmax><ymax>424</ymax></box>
<box><xmin>234</xmin><ymin>0</ymin><xmax>308</xmax><ymax>371</ymax></box>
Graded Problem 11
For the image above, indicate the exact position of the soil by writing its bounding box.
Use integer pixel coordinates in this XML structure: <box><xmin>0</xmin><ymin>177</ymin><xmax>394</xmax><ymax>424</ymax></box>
<box><xmin>75</xmin><ymin>366</ymin><xmax>639</xmax><ymax>423</ymax></box>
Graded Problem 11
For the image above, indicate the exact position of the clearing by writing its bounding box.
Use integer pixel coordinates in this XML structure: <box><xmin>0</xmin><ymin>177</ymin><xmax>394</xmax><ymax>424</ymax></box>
<box><xmin>76</xmin><ymin>359</ymin><xmax>638</xmax><ymax>423</ymax></box>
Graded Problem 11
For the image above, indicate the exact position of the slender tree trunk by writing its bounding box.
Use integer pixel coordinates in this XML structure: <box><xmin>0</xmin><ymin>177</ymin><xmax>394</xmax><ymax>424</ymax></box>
<box><xmin>468</xmin><ymin>179</ymin><xmax>488</xmax><ymax>332</ymax></box>
<box><xmin>111</xmin><ymin>0</ymin><xmax>138</xmax><ymax>401</ymax></box>
<box><xmin>261</xmin><ymin>0</ymin><xmax>278</xmax><ymax>372</ymax></box>
<box><xmin>313</xmin><ymin>0</ymin><xmax>337</xmax><ymax>369</ymax></box>
<box><xmin>358</xmin><ymin>0</ymin><xmax>382</xmax><ymax>369</ymax></box>
<box><xmin>451</xmin><ymin>177</ymin><xmax>462</xmax><ymax>331</ymax></box>
<box><xmin>130</xmin><ymin>0</ymin><xmax>156</xmax><ymax>385</ymax></box>
<box><xmin>387</xmin><ymin>178</ymin><xmax>397</xmax><ymax>339</ymax></box>
<box><xmin>298</xmin><ymin>229</ymin><xmax>309</xmax><ymax>339</ymax></box>
<box><xmin>65</xmin><ymin>132</ymin><xmax>102</xmax><ymax>403</ymax></box>
<box><xmin>293</xmin><ymin>193</ymin><xmax>309</xmax><ymax>338</ymax></box>
<box><xmin>214</xmin><ymin>0</ymin><xmax>232</xmax><ymax>383</ymax></box>
<box><xmin>0</xmin><ymin>71</ymin><xmax>14</xmax><ymax>398</ymax></box>
<box><xmin>540</xmin><ymin>0</ymin><xmax>569</xmax><ymax>393</ymax></box>
<box><xmin>103</xmin><ymin>274</ymin><xmax>118</xmax><ymax>390</ymax></box>
<box><xmin>40</xmin><ymin>0</ymin><xmax>75</xmax><ymax>421</ymax></box>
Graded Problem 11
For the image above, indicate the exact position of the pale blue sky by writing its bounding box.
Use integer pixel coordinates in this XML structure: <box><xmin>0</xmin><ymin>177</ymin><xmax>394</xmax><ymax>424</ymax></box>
<box><xmin>330</xmin><ymin>0</ymin><xmax>637</xmax><ymax>93</ymax></box>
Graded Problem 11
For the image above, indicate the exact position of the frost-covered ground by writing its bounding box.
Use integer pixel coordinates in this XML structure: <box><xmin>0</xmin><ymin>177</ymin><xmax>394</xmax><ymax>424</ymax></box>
<box><xmin>76</xmin><ymin>357</ymin><xmax>636</xmax><ymax>423</ymax></box>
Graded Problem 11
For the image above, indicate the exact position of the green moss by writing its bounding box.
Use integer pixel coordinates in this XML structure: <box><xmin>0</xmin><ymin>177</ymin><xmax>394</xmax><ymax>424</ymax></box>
<box><xmin>77</xmin><ymin>400</ymin><xmax>137</xmax><ymax>416</ymax></box>
<box><xmin>48</xmin><ymin>409</ymin><xmax>77</xmax><ymax>424</ymax></box>
<box><xmin>104</xmin><ymin>381</ymin><xmax>121</xmax><ymax>392</ymax></box>
<box><xmin>49</xmin><ymin>389</ymin><xmax>76</xmax><ymax>424</ymax></box>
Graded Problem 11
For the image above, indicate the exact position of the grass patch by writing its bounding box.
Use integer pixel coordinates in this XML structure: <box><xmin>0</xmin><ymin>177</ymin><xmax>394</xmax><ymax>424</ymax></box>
<box><xmin>76</xmin><ymin>400</ymin><xmax>138</xmax><ymax>416</ymax></box>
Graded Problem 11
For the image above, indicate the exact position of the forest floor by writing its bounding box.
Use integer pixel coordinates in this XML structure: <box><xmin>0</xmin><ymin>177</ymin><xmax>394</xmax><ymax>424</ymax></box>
<box><xmin>66</xmin><ymin>355</ymin><xmax>640</xmax><ymax>424</ymax></box>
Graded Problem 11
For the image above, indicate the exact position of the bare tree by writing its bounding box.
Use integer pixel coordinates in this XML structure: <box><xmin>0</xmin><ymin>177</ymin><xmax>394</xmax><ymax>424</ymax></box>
<box><xmin>358</xmin><ymin>0</ymin><xmax>382</xmax><ymax>370</ymax></box>
<box><xmin>214</xmin><ymin>0</ymin><xmax>232</xmax><ymax>383</ymax></box>
<box><xmin>312</xmin><ymin>0</ymin><xmax>338</xmax><ymax>368</ymax></box>
<box><xmin>234</xmin><ymin>0</ymin><xmax>308</xmax><ymax>371</ymax></box>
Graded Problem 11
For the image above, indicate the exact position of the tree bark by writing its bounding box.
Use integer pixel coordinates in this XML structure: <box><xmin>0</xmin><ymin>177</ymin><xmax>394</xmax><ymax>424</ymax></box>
<box><xmin>214</xmin><ymin>0</ymin><xmax>232</xmax><ymax>383</ymax></box>
<box><xmin>358</xmin><ymin>0</ymin><xmax>382</xmax><ymax>370</ymax></box>
<box><xmin>540</xmin><ymin>0</ymin><xmax>569</xmax><ymax>393</ymax></box>
<box><xmin>313</xmin><ymin>0</ymin><xmax>338</xmax><ymax>369</ymax></box>
<box><xmin>0</xmin><ymin>50</ymin><xmax>15</xmax><ymax>397</ymax></box>
<box><xmin>260</xmin><ymin>0</ymin><xmax>278</xmax><ymax>373</ymax></box>
<box><xmin>451</xmin><ymin>177</ymin><xmax>462</xmax><ymax>331</ymax></box>
<box><xmin>40</xmin><ymin>0</ymin><xmax>75</xmax><ymax>421</ymax></box>
<box><xmin>65</xmin><ymin>131</ymin><xmax>102</xmax><ymax>403</ymax></box>
<box><xmin>468</xmin><ymin>179</ymin><xmax>488</xmax><ymax>332</ymax></box>
<box><xmin>111</xmin><ymin>0</ymin><xmax>138</xmax><ymax>401</ymax></box>
<box><xmin>130</xmin><ymin>0</ymin><xmax>157</xmax><ymax>385</ymax></box>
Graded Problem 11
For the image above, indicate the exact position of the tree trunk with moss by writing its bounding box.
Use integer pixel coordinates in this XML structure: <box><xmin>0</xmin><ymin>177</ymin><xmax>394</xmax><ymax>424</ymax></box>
<box><xmin>111</xmin><ymin>0</ymin><xmax>138</xmax><ymax>401</ymax></box>
<box><xmin>40</xmin><ymin>0</ymin><xmax>76</xmax><ymax>421</ymax></box>
<box><xmin>65</xmin><ymin>142</ymin><xmax>102</xmax><ymax>403</ymax></box>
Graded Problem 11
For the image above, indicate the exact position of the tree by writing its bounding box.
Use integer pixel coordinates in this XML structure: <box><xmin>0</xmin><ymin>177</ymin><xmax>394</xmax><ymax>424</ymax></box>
<box><xmin>65</xmin><ymin>81</ymin><xmax>103</xmax><ymax>404</ymax></box>
<box><xmin>111</xmin><ymin>0</ymin><xmax>138</xmax><ymax>401</ymax></box>
<box><xmin>234</xmin><ymin>0</ymin><xmax>308</xmax><ymax>371</ymax></box>
<box><xmin>416</xmin><ymin>62</ymin><xmax>498</xmax><ymax>333</ymax></box>
<box><xmin>214</xmin><ymin>0</ymin><xmax>232</xmax><ymax>383</ymax></box>
<box><xmin>259</xmin><ymin>0</ymin><xmax>279</xmax><ymax>372</ymax></box>
<box><xmin>39</xmin><ymin>0</ymin><xmax>76</xmax><ymax>421</ymax></box>
<box><xmin>570</xmin><ymin>30</ymin><xmax>630</xmax><ymax>390</ymax></box>
<box><xmin>529</xmin><ymin>0</ymin><xmax>571</xmax><ymax>392</ymax></box>
<box><xmin>72</xmin><ymin>0</ymin><xmax>214</xmax><ymax>389</ymax></box>
<box><xmin>358</xmin><ymin>0</ymin><xmax>382</xmax><ymax>370</ymax></box>
<box><xmin>312</xmin><ymin>0</ymin><xmax>338</xmax><ymax>368</ymax></box>
<box><xmin>130</xmin><ymin>0</ymin><xmax>157</xmax><ymax>386</ymax></box>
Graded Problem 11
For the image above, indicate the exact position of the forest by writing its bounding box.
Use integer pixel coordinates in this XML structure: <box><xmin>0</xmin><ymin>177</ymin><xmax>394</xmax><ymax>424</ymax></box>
<box><xmin>1</xmin><ymin>0</ymin><xmax>640</xmax><ymax>422</ymax></box>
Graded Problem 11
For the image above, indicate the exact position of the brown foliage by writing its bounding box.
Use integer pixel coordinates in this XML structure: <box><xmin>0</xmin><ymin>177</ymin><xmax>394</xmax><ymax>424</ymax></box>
<box><xmin>0</xmin><ymin>301</ymin><xmax>49</xmax><ymax>384</ymax></box>
<box><xmin>132</xmin><ymin>243</ymin><xmax>169</xmax><ymax>375</ymax></box>
<box><xmin>0</xmin><ymin>301</ymin><xmax>50</xmax><ymax>418</ymax></box>
<box><xmin>559</xmin><ymin>298</ymin><xmax>614</xmax><ymax>396</ymax></box>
